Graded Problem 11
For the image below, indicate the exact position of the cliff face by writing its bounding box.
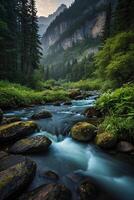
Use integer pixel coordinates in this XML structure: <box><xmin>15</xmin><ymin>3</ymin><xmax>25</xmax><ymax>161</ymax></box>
<box><xmin>41</xmin><ymin>0</ymin><xmax>110</xmax><ymax>52</ymax></box>
<box><xmin>38</xmin><ymin>4</ymin><xmax>67</xmax><ymax>36</ymax></box>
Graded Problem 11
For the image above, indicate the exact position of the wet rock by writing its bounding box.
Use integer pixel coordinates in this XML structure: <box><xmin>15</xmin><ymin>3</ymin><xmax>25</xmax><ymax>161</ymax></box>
<box><xmin>53</xmin><ymin>102</ymin><xmax>61</xmax><ymax>106</ymax></box>
<box><xmin>19</xmin><ymin>184</ymin><xmax>72</xmax><ymax>200</ymax></box>
<box><xmin>63</xmin><ymin>101</ymin><xmax>72</xmax><ymax>106</ymax></box>
<box><xmin>117</xmin><ymin>141</ymin><xmax>134</xmax><ymax>153</ymax></box>
<box><xmin>74</xmin><ymin>95</ymin><xmax>84</xmax><ymax>100</ymax></box>
<box><xmin>0</xmin><ymin>121</ymin><xmax>38</xmax><ymax>143</ymax></box>
<box><xmin>43</xmin><ymin>170</ymin><xmax>59</xmax><ymax>180</ymax></box>
<box><xmin>31</xmin><ymin>110</ymin><xmax>52</xmax><ymax>120</ymax></box>
<box><xmin>71</xmin><ymin>122</ymin><xmax>97</xmax><ymax>142</ymax></box>
<box><xmin>78</xmin><ymin>180</ymin><xmax>98</xmax><ymax>200</ymax></box>
<box><xmin>2</xmin><ymin>117</ymin><xmax>21</xmax><ymax>125</ymax></box>
<box><xmin>69</xmin><ymin>89</ymin><xmax>81</xmax><ymax>99</ymax></box>
<box><xmin>9</xmin><ymin>136</ymin><xmax>52</xmax><ymax>154</ymax></box>
<box><xmin>0</xmin><ymin>152</ymin><xmax>36</xmax><ymax>200</ymax></box>
<box><xmin>84</xmin><ymin>107</ymin><xmax>102</xmax><ymax>118</ymax></box>
<box><xmin>96</xmin><ymin>132</ymin><xmax>117</xmax><ymax>149</ymax></box>
<box><xmin>0</xmin><ymin>108</ymin><xmax>3</xmax><ymax>123</ymax></box>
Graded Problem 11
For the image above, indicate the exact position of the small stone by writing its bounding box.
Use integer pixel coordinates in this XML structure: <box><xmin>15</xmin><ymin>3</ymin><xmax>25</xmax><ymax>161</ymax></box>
<box><xmin>96</xmin><ymin>132</ymin><xmax>117</xmax><ymax>149</ymax></box>
<box><xmin>43</xmin><ymin>170</ymin><xmax>59</xmax><ymax>180</ymax></box>
<box><xmin>117</xmin><ymin>141</ymin><xmax>134</xmax><ymax>153</ymax></box>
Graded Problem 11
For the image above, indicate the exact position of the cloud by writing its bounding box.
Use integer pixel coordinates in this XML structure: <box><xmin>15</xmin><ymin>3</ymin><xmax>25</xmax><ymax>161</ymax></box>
<box><xmin>36</xmin><ymin>0</ymin><xmax>74</xmax><ymax>16</ymax></box>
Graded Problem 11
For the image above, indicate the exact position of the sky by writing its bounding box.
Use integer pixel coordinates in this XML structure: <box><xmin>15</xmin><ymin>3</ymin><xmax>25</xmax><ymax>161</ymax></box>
<box><xmin>36</xmin><ymin>0</ymin><xmax>74</xmax><ymax>16</ymax></box>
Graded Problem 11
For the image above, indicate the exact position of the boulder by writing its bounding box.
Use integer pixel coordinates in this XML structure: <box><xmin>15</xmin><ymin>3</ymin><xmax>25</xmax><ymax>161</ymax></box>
<box><xmin>117</xmin><ymin>141</ymin><xmax>134</xmax><ymax>153</ymax></box>
<box><xmin>53</xmin><ymin>102</ymin><xmax>61</xmax><ymax>106</ymax></box>
<box><xmin>19</xmin><ymin>184</ymin><xmax>72</xmax><ymax>200</ymax></box>
<box><xmin>0</xmin><ymin>108</ymin><xmax>3</xmax><ymax>123</ymax></box>
<box><xmin>69</xmin><ymin>90</ymin><xmax>81</xmax><ymax>99</ymax></box>
<box><xmin>96</xmin><ymin>132</ymin><xmax>117</xmax><ymax>149</ymax></box>
<box><xmin>0</xmin><ymin>121</ymin><xmax>38</xmax><ymax>143</ymax></box>
<box><xmin>42</xmin><ymin>170</ymin><xmax>59</xmax><ymax>180</ymax></box>
<box><xmin>84</xmin><ymin>107</ymin><xmax>102</xmax><ymax>118</ymax></box>
<box><xmin>78</xmin><ymin>180</ymin><xmax>98</xmax><ymax>200</ymax></box>
<box><xmin>9</xmin><ymin>136</ymin><xmax>52</xmax><ymax>154</ymax></box>
<box><xmin>31</xmin><ymin>110</ymin><xmax>52</xmax><ymax>120</ymax></box>
<box><xmin>0</xmin><ymin>152</ymin><xmax>36</xmax><ymax>200</ymax></box>
<box><xmin>71</xmin><ymin>122</ymin><xmax>97</xmax><ymax>142</ymax></box>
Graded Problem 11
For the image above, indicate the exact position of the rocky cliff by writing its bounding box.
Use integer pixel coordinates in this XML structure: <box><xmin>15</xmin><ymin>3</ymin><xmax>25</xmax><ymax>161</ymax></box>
<box><xmin>38</xmin><ymin>4</ymin><xmax>67</xmax><ymax>37</ymax></box>
<box><xmin>41</xmin><ymin>0</ymin><xmax>112</xmax><ymax>52</ymax></box>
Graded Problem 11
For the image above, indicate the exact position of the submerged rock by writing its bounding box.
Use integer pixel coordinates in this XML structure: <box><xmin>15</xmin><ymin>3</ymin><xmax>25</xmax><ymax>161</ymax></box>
<box><xmin>71</xmin><ymin>122</ymin><xmax>97</xmax><ymax>142</ymax></box>
<box><xmin>0</xmin><ymin>152</ymin><xmax>36</xmax><ymax>200</ymax></box>
<box><xmin>9</xmin><ymin>135</ymin><xmax>52</xmax><ymax>154</ymax></box>
<box><xmin>0</xmin><ymin>121</ymin><xmax>38</xmax><ymax>143</ymax></box>
<box><xmin>31</xmin><ymin>110</ymin><xmax>52</xmax><ymax>120</ymax></box>
<box><xmin>53</xmin><ymin>102</ymin><xmax>61</xmax><ymax>106</ymax></box>
<box><xmin>117</xmin><ymin>141</ymin><xmax>134</xmax><ymax>153</ymax></box>
<box><xmin>19</xmin><ymin>184</ymin><xmax>72</xmax><ymax>200</ymax></box>
<box><xmin>0</xmin><ymin>108</ymin><xmax>3</xmax><ymax>123</ymax></box>
<box><xmin>78</xmin><ymin>180</ymin><xmax>98</xmax><ymax>200</ymax></box>
<box><xmin>42</xmin><ymin>170</ymin><xmax>59</xmax><ymax>180</ymax></box>
<box><xmin>96</xmin><ymin>132</ymin><xmax>117</xmax><ymax>149</ymax></box>
<box><xmin>63</xmin><ymin>101</ymin><xmax>72</xmax><ymax>106</ymax></box>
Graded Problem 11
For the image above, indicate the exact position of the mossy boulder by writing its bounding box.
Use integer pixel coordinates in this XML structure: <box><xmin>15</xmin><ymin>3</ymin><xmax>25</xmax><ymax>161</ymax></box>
<box><xmin>19</xmin><ymin>184</ymin><xmax>72</xmax><ymax>200</ymax></box>
<box><xmin>0</xmin><ymin>109</ymin><xmax>3</xmax><ymax>123</ymax></box>
<box><xmin>69</xmin><ymin>89</ymin><xmax>81</xmax><ymax>99</ymax></box>
<box><xmin>96</xmin><ymin>132</ymin><xmax>117</xmax><ymax>149</ymax></box>
<box><xmin>78</xmin><ymin>180</ymin><xmax>98</xmax><ymax>200</ymax></box>
<box><xmin>31</xmin><ymin>110</ymin><xmax>52</xmax><ymax>120</ymax></box>
<box><xmin>0</xmin><ymin>152</ymin><xmax>36</xmax><ymax>200</ymax></box>
<box><xmin>71</xmin><ymin>122</ymin><xmax>97</xmax><ymax>142</ymax></box>
<box><xmin>0</xmin><ymin>121</ymin><xmax>38</xmax><ymax>143</ymax></box>
<box><xmin>9</xmin><ymin>136</ymin><xmax>52</xmax><ymax>154</ymax></box>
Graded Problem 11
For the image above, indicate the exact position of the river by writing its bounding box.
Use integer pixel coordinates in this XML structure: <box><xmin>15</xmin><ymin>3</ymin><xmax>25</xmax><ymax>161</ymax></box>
<box><xmin>5</xmin><ymin>96</ymin><xmax>134</xmax><ymax>200</ymax></box>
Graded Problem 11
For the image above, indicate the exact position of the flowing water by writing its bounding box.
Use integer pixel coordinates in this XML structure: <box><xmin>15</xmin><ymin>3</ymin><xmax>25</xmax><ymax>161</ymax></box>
<box><xmin>5</xmin><ymin>96</ymin><xmax>134</xmax><ymax>200</ymax></box>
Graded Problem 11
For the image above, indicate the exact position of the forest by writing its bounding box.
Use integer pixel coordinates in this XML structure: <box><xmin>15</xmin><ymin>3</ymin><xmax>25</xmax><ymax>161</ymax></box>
<box><xmin>0</xmin><ymin>0</ymin><xmax>134</xmax><ymax>200</ymax></box>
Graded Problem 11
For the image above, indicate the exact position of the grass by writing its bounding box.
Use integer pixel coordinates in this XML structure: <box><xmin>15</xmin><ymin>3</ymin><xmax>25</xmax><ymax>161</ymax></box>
<box><xmin>0</xmin><ymin>81</ymin><xmax>70</xmax><ymax>109</ymax></box>
<box><xmin>63</xmin><ymin>79</ymin><xmax>102</xmax><ymax>91</ymax></box>
<box><xmin>95</xmin><ymin>84</ymin><xmax>134</xmax><ymax>141</ymax></box>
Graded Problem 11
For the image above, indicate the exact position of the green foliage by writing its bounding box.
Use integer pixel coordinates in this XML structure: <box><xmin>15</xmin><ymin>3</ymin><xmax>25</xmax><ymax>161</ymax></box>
<box><xmin>95</xmin><ymin>32</ymin><xmax>134</xmax><ymax>88</ymax></box>
<box><xmin>0</xmin><ymin>81</ymin><xmax>69</xmax><ymax>109</ymax></box>
<box><xmin>96</xmin><ymin>84</ymin><xmax>134</xmax><ymax>115</ymax></box>
<box><xmin>63</xmin><ymin>79</ymin><xmax>102</xmax><ymax>91</ymax></box>
<box><xmin>96</xmin><ymin>84</ymin><xmax>134</xmax><ymax>140</ymax></box>
<box><xmin>100</xmin><ymin>115</ymin><xmax>134</xmax><ymax>141</ymax></box>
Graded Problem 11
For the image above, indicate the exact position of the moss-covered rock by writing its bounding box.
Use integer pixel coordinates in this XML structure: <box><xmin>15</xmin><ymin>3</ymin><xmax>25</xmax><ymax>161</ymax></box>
<box><xmin>0</xmin><ymin>109</ymin><xmax>3</xmax><ymax>124</ymax></box>
<box><xmin>96</xmin><ymin>132</ymin><xmax>117</xmax><ymax>149</ymax></box>
<box><xmin>31</xmin><ymin>110</ymin><xmax>52</xmax><ymax>120</ymax></box>
<box><xmin>19</xmin><ymin>184</ymin><xmax>72</xmax><ymax>200</ymax></box>
<box><xmin>71</xmin><ymin>122</ymin><xmax>97</xmax><ymax>142</ymax></box>
<box><xmin>69</xmin><ymin>89</ymin><xmax>81</xmax><ymax>99</ymax></box>
<box><xmin>0</xmin><ymin>121</ymin><xmax>38</xmax><ymax>143</ymax></box>
<box><xmin>9</xmin><ymin>136</ymin><xmax>52</xmax><ymax>154</ymax></box>
<box><xmin>78</xmin><ymin>180</ymin><xmax>98</xmax><ymax>200</ymax></box>
<box><xmin>0</xmin><ymin>152</ymin><xmax>36</xmax><ymax>200</ymax></box>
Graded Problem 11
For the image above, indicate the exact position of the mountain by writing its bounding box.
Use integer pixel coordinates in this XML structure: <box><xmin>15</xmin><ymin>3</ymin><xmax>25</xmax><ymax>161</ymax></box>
<box><xmin>41</xmin><ymin>0</ymin><xmax>116</xmax><ymax>81</ymax></box>
<box><xmin>38</xmin><ymin>4</ymin><xmax>67</xmax><ymax>36</ymax></box>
